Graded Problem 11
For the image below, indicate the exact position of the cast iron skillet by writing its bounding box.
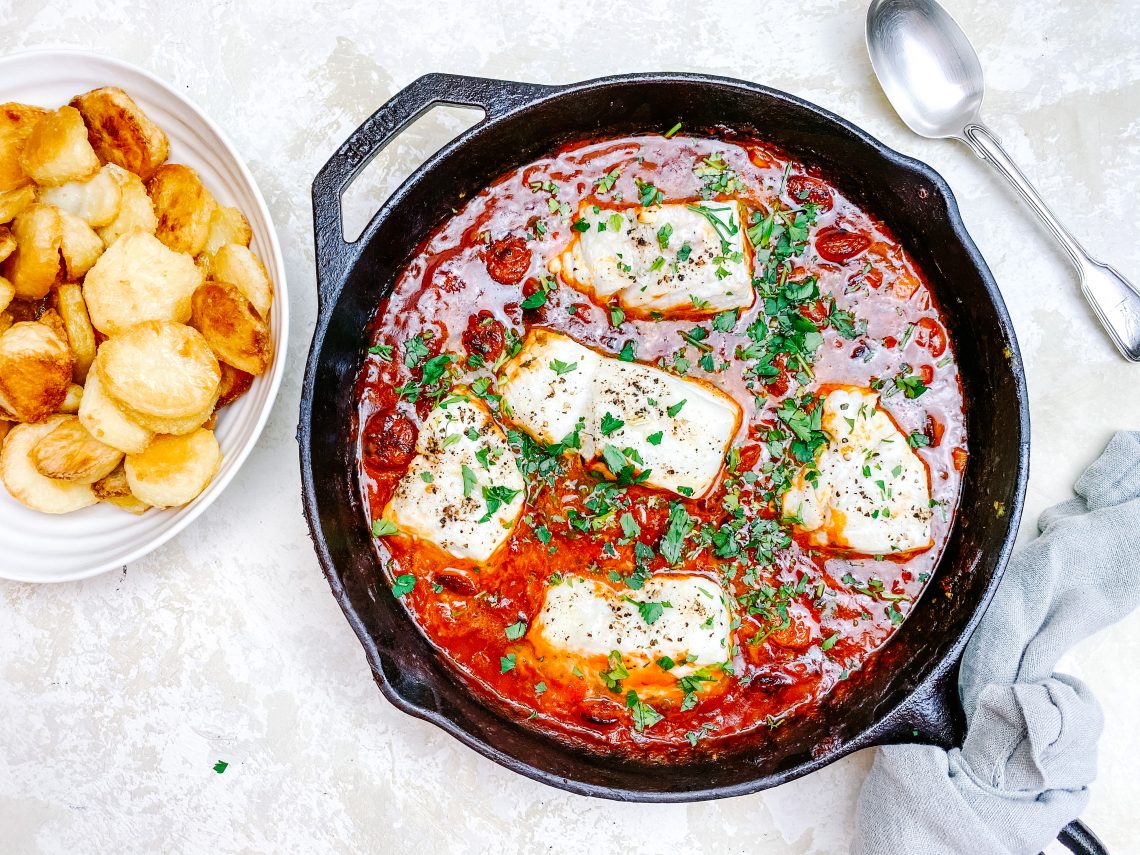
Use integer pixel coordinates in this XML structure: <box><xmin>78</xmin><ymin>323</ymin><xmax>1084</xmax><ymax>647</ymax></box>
<box><xmin>301</xmin><ymin>73</ymin><xmax>1103</xmax><ymax>854</ymax></box>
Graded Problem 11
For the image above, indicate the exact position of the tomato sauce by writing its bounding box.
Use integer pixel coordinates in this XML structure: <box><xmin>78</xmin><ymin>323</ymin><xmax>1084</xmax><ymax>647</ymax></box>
<box><xmin>354</xmin><ymin>133</ymin><xmax>966</xmax><ymax>759</ymax></box>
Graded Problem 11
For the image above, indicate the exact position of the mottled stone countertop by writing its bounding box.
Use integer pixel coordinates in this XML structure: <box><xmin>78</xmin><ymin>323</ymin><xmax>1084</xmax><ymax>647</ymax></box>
<box><xmin>2</xmin><ymin>1</ymin><xmax>1138</xmax><ymax>852</ymax></box>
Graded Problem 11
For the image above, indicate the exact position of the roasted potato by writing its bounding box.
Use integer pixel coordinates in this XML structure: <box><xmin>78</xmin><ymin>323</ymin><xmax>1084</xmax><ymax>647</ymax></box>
<box><xmin>125</xmin><ymin>428</ymin><xmax>221</xmax><ymax>508</ymax></box>
<box><xmin>59</xmin><ymin>211</ymin><xmax>104</xmax><ymax>280</ymax></box>
<box><xmin>0</xmin><ymin>185</ymin><xmax>37</xmax><ymax>225</ymax></box>
<box><xmin>19</xmin><ymin>106</ymin><xmax>100</xmax><ymax>187</ymax></box>
<box><xmin>55</xmin><ymin>281</ymin><xmax>96</xmax><ymax>382</ymax></box>
<box><xmin>190</xmin><ymin>281</ymin><xmax>271</xmax><ymax>375</ymax></box>
<box><xmin>91</xmin><ymin>463</ymin><xmax>150</xmax><ymax>514</ymax></box>
<box><xmin>199</xmin><ymin>206</ymin><xmax>251</xmax><ymax>265</ymax></box>
<box><xmin>0</xmin><ymin>225</ymin><xmax>14</xmax><ymax>263</ymax></box>
<box><xmin>216</xmin><ymin>362</ymin><xmax>253</xmax><ymax>408</ymax></box>
<box><xmin>29</xmin><ymin>415</ymin><xmax>122</xmax><ymax>483</ymax></box>
<box><xmin>3</xmin><ymin>203</ymin><xmax>62</xmax><ymax>300</ymax></box>
<box><xmin>38</xmin><ymin>164</ymin><xmax>122</xmax><ymax>228</ymax></box>
<box><xmin>0</xmin><ymin>276</ymin><xmax>12</xmax><ymax>314</ymax></box>
<box><xmin>96</xmin><ymin>320</ymin><xmax>220</xmax><ymax>427</ymax></box>
<box><xmin>0</xmin><ymin>103</ymin><xmax>47</xmax><ymax>192</ymax></box>
<box><xmin>0</xmin><ymin>321</ymin><xmax>73</xmax><ymax>423</ymax></box>
<box><xmin>78</xmin><ymin>368</ymin><xmax>153</xmax><ymax>454</ymax></box>
<box><xmin>0</xmin><ymin>310</ymin><xmax>12</xmax><ymax>335</ymax></box>
<box><xmin>36</xmin><ymin>308</ymin><xmax>69</xmax><ymax>344</ymax></box>
<box><xmin>59</xmin><ymin>383</ymin><xmax>83</xmax><ymax>414</ymax></box>
<box><xmin>0</xmin><ymin>416</ymin><xmax>98</xmax><ymax>513</ymax></box>
<box><xmin>70</xmin><ymin>87</ymin><xmax>169</xmax><ymax>181</ymax></box>
<box><xmin>147</xmin><ymin>164</ymin><xmax>216</xmax><ymax>256</ymax></box>
<box><xmin>82</xmin><ymin>229</ymin><xmax>203</xmax><ymax>336</ymax></box>
<box><xmin>0</xmin><ymin>420</ymin><xmax>9</xmax><ymax>445</ymax></box>
<box><xmin>95</xmin><ymin>164</ymin><xmax>156</xmax><ymax>246</ymax></box>
<box><xmin>210</xmin><ymin>243</ymin><xmax>272</xmax><ymax>319</ymax></box>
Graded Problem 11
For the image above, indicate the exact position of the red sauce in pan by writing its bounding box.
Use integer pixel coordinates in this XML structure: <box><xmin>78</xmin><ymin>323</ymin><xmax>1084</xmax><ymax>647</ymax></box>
<box><xmin>354</xmin><ymin>133</ymin><xmax>966</xmax><ymax>758</ymax></box>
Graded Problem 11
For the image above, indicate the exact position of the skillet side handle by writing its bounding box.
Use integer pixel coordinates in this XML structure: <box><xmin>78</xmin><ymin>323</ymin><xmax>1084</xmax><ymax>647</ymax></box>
<box><xmin>874</xmin><ymin>665</ymin><xmax>1107</xmax><ymax>854</ymax></box>
<box><xmin>310</xmin><ymin>73</ymin><xmax>555</xmax><ymax>311</ymax></box>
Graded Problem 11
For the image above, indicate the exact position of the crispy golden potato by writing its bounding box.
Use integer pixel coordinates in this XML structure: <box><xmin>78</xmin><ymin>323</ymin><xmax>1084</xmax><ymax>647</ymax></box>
<box><xmin>3</xmin><ymin>203</ymin><xmax>62</xmax><ymax>300</ymax></box>
<box><xmin>59</xmin><ymin>383</ymin><xmax>83</xmax><ymax>414</ymax></box>
<box><xmin>1</xmin><ymin>417</ymin><xmax>99</xmax><ymax>512</ymax></box>
<box><xmin>210</xmin><ymin>243</ymin><xmax>272</xmax><ymax>319</ymax></box>
<box><xmin>200</xmin><ymin>205</ymin><xmax>251</xmax><ymax>264</ymax></box>
<box><xmin>95</xmin><ymin>164</ymin><xmax>156</xmax><ymax>246</ymax></box>
<box><xmin>0</xmin><ymin>310</ymin><xmax>12</xmax><ymax>336</ymax></box>
<box><xmin>124</xmin><ymin>428</ymin><xmax>221</xmax><ymax>507</ymax></box>
<box><xmin>83</xmin><ymin>229</ymin><xmax>203</xmax><ymax>336</ymax></box>
<box><xmin>59</xmin><ymin>211</ymin><xmax>104</xmax><ymax>280</ymax></box>
<box><xmin>0</xmin><ymin>103</ymin><xmax>47</xmax><ymax>192</ymax></box>
<box><xmin>147</xmin><ymin>164</ymin><xmax>216</xmax><ymax>256</ymax></box>
<box><xmin>91</xmin><ymin>463</ymin><xmax>151</xmax><ymax>514</ymax></box>
<box><xmin>30</xmin><ymin>415</ymin><xmax>122</xmax><ymax>483</ymax></box>
<box><xmin>0</xmin><ymin>420</ymin><xmax>9</xmax><ymax>444</ymax></box>
<box><xmin>70</xmin><ymin>87</ymin><xmax>169</xmax><ymax>181</ymax></box>
<box><xmin>216</xmin><ymin>362</ymin><xmax>253</xmax><ymax>408</ymax></box>
<box><xmin>0</xmin><ymin>321</ymin><xmax>73</xmax><ymax>423</ymax></box>
<box><xmin>0</xmin><ymin>225</ymin><xmax>14</xmax><ymax>263</ymax></box>
<box><xmin>78</xmin><ymin>368</ymin><xmax>153</xmax><ymax>454</ymax></box>
<box><xmin>97</xmin><ymin>320</ymin><xmax>220</xmax><ymax>424</ymax></box>
<box><xmin>0</xmin><ymin>276</ymin><xmax>12</xmax><ymax>314</ymax></box>
<box><xmin>38</xmin><ymin>164</ymin><xmax>122</xmax><ymax>228</ymax></box>
<box><xmin>55</xmin><ymin>281</ymin><xmax>96</xmax><ymax>382</ymax></box>
<box><xmin>19</xmin><ymin>106</ymin><xmax>100</xmax><ymax>187</ymax></box>
<box><xmin>0</xmin><ymin>185</ymin><xmax>37</xmax><ymax>225</ymax></box>
<box><xmin>190</xmin><ymin>281</ymin><xmax>271</xmax><ymax>375</ymax></box>
<box><xmin>37</xmin><ymin>308</ymin><xmax>69</xmax><ymax>344</ymax></box>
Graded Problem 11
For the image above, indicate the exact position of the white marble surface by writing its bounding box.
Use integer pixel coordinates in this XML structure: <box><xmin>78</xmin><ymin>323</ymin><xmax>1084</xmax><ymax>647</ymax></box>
<box><xmin>2</xmin><ymin>1</ymin><xmax>1139</xmax><ymax>852</ymax></box>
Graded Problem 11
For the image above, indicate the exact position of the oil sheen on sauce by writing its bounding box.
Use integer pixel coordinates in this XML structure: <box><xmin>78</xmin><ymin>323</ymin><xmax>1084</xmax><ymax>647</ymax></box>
<box><xmin>354</xmin><ymin>133</ymin><xmax>966</xmax><ymax>759</ymax></box>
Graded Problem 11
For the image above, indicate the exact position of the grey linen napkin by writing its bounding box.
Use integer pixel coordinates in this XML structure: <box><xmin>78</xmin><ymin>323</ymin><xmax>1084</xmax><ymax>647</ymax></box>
<box><xmin>852</xmin><ymin>431</ymin><xmax>1140</xmax><ymax>855</ymax></box>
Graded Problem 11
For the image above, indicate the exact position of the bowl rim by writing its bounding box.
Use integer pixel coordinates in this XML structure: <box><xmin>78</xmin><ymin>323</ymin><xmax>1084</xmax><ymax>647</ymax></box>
<box><xmin>302</xmin><ymin>71</ymin><xmax>1029</xmax><ymax>801</ymax></box>
<box><xmin>0</xmin><ymin>47</ymin><xmax>290</xmax><ymax>584</ymax></box>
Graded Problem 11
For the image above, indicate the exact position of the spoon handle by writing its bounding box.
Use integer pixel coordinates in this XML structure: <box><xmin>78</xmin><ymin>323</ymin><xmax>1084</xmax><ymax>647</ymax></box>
<box><xmin>961</xmin><ymin>122</ymin><xmax>1140</xmax><ymax>361</ymax></box>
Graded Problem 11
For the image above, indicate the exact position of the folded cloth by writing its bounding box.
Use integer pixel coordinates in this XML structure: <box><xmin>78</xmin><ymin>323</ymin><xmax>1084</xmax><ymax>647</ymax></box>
<box><xmin>852</xmin><ymin>431</ymin><xmax>1140</xmax><ymax>855</ymax></box>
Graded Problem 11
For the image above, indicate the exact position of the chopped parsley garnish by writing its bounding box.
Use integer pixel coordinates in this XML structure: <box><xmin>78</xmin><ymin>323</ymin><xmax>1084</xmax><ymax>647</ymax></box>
<box><xmin>595</xmin><ymin>168</ymin><xmax>621</xmax><ymax>194</ymax></box>
<box><xmin>646</xmin><ymin>431</ymin><xmax>664</xmax><ymax>446</ymax></box>
<box><xmin>657</xmin><ymin>222</ymin><xmax>673</xmax><ymax>249</ymax></box>
<box><xmin>625</xmin><ymin>690</ymin><xmax>664</xmax><ymax>732</ymax></box>
<box><xmin>368</xmin><ymin>343</ymin><xmax>394</xmax><ymax>359</ymax></box>
<box><xmin>666</xmin><ymin>399</ymin><xmax>687</xmax><ymax>417</ymax></box>
<box><xmin>600</xmin><ymin>412</ymin><xmax>625</xmax><ymax>436</ymax></box>
<box><xmin>505</xmin><ymin>620</ymin><xmax>527</xmax><ymax>640</ymax></box>
<box><xmin>461</xmin><ymin>464</ymin><xmax>477</xmax><ymax>497</ymax></box>
<box><xmin>500</xmin><ymin>654</ymin><xmax>516</xmax><ymax>673</ymax></box>
<box><xmin>391</xmin><ymin>574</ymin><xmax>415</xmax><ymax>598</ymax></box>
<box><xmin>907</xmin><ymin>430</ymin><xmax>931</xmax><ymax>448</ymax></box>
<box><xmin>618</xmin><ymin>340</ymin><xmax>637</xmax><ymax>361</ymax></box>
<box><xmin>549</xmin><ymin>358</ymin><xmax>577</xmax><ymax>376</ymax></box>
<box><xmin>372</xmin><ymin>519</ymin><xmax>399</xmax><ymax>537</ymax></box>
<box><xmin>609</xmin><ymin>303</ymin><xmax>626</xmax><ymax>327</ymax></box>
<box><xmin>479</xmin><ymin>485</ymin><xmax>522</xmax><ymax>522</ymax></box>
<box><xmin>631</xmin><ymin>598</ymin><xmax>671</xmax><ymax>625</ymax></box>
<box><xmin>659</xmin><ymin>502</ymin><xmax>694</xmax><ymax>564</ymax></box>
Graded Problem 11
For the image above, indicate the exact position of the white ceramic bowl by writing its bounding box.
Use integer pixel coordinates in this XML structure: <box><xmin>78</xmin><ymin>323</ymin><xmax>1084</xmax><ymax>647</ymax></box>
<box><xmin>0</xmin><ymin>49</ymin><xmax>289</xmax><ymax>583</ymax></box>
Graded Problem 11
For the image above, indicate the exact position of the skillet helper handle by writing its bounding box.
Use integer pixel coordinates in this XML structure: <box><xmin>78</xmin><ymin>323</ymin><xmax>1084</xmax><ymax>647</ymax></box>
<box><xmin>311</xmin><ymin>73</ymin><xmax>552</xmax><ymax>310</ymax></box>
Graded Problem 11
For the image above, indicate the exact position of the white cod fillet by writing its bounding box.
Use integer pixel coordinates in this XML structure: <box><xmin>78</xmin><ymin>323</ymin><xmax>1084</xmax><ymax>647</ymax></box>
<box><xmin>529</xmin><ymin>574</ymin><xmax>732</xmax><ymax>698</ymax></box>
<box><xmin>381</xmin><ymin>393</ymin><xmax>525</xmax><ymax>563</ymax></box>
<box><xmin>498</xmin><ymin>328</ymin><xmax>741</xmax><ymax>498</ymax></box>
<box><xmin>781</xmin><ymin>386</ymin><xmax>933</xmax><ymax>555</ymax></box>
<box><xmin>550</xmin><ymin>200</ymin><xmax>754</xmax><ymax>317</ymax></box>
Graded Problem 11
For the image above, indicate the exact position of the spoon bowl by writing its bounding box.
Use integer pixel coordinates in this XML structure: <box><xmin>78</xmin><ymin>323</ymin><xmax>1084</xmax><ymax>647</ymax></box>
<box><xmin>866</xmin><ymin>0</ymin><xmax>984</xmax><ymax>139</ymax></box>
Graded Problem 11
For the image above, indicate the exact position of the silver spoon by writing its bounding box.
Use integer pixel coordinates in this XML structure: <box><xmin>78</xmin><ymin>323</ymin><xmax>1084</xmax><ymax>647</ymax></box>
<box><xmin>866</xmin><ymin>0</ymin><xmax>1140</xmax><ymax>361</ymax></box>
